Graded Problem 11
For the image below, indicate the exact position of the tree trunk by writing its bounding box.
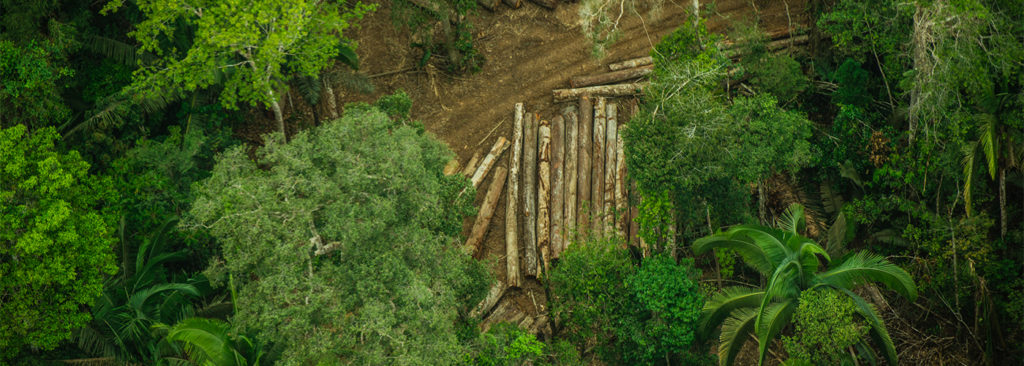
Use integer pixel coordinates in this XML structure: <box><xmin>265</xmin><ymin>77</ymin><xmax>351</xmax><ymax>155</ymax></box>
<box><xmin>551</xmin><ymin>115</ymin><xmax>565</xmax><ymax>260</ymax></box>
<box><xmin>502</xmin><ymin>0</ymin><xmax>521</xmax><ymax>8</ymax></box>
<box><xmin>570</xmin><ymin>65</ymin><xmax>653</xmax><ymax>88</ymax></box>
<box><xmin>608</xmin><ymin>56</ymin><xmax>653</xmax><ymax>71</ymax></box>
<box><xmin>538</xmin><ymin>120</ymin><xmax>552</xmax><ymax>275</ymax></box>
<box><xmin>477</xmin><ymin>0</ymin><xmax>501</xmax><ymax>11</ymax></box>
<box><xmin>603</xmin><ymin>102</ymin><xmax>617</xmax><ymax>234</ymax></box>
<box><xmin>465</xmin><ymin>167</ymin><xmax>509</xmax><ymax>256</ymax></box>
<box><xmin>523</xmin><ymin>113</ymin><xmax>539</xmax><ymax>278</ymax></box>
<box><xmin>469</xmin><ymin>281</ymin><xmax>505</xmax><ymax>319</ymax></box>
<box><xmin>553</xmin><ymin>83</ymin><xmax>645</xmax><ymax>102</ymax></box>
<box><xmin>506</xmin><ymin>103</ymin><xmax>525</xmax><ymax>288</ymax></box>
<box><xmin>563</xmin><ymin>107</ymin><xmax>579</xmax><ymax>247</ymax></box>
<box><xmin>471</xmin><ymin>137</ymin><xmax>510</xmax><ymax>188</ymax></box>
<box><xmin>592</xmin><ymin>97</ymin><xmax>607</xmax><ymax>235</ymax></box>
<box><xmin>323</xmin><ymin>79</ymin><xmax>339</xmax><ymax>120</ymax></box>
<box><xmin>270</xmin><ymin>98</ymin><xmax>286</xmax><ymax>141</ymax></box>
<box><xmin>462</xmin><ymin>151</ymin><xmax>483</xmax><ymax>177</ymax></box>
<box><xmin>578</xmin><ymin>96</ymin><xmax>593</xmax><ymax>234</ymax></box>
<box><xmin>615</xmin><ymin>132</ymin><xmax>627</xmax><ymax>239</ymax></box>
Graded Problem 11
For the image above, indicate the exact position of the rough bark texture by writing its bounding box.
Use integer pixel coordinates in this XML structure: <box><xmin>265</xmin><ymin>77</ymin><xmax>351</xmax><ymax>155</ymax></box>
<box><xmin>608</xmin><ymin>56</ymin><xmax>652</xmax><ymax>71</ymax></box>
<box><xmin>506</xmin><ymin>103</ymin><xmax>524</xmax><ymax>288</ymax></box>
<box><xmin>577</xmin><ymin>96</ymin><xmax>593</xmax><ymax>234</ymax></box>
<box><xmin>563</xmin><ymin>107</ymin><xmax>579</xmax><ymax>248</ymax></box>
<box><xmin>550</xmin><ymin>115</ymin><xmax>565</xmax><ymax>260</ymax></box>
<box><xmin>537</xmin><ymin>120</ymin><xmax>551</xmax><ymax>275</ymax></box>
<box><xmin>469</xmin><ymin>281</ymin><xmax>505</xmax><ymax>319</ymax></box>
<box><xmin>462</xmin><ymin>151</ymin><xmax>483</xmax><ymax>176</ymax></box>
<box><xmin>523</xmin><ymin>113</ymin><xmax>539</xmax><ymax>278</ymax></box>
<box><xmin>603</xmin><ymin>102</ymin><xmax>617</xmax><ymax>234</ymax></box>
<box><xmin>592</xmin><ymin>97</ymin><xmax>606</xmax><ymax>236</ymax></box>
<box><xmin>553</xmin><ymin>83</ymin><xmax>645</xmax><ymax>102</ymax></box>
<box><xmin>471</xmin><ymin>136</ymin><xmax>510</xmax><ymax>188</ymax></box>
<box><xmin>464</xmin><ymin>167</ymin><xmax>508</xmax><ymax>256</ymax></box>
<box><xmin>323</xmin><ymin>81</ymin><xmax>339</xmax><ymax>120</ymax></box>
<box><xmin>615</xmin><ymin>133</ymin><xmax>627</xmax><ymax>239</ymax></box>
<box><xmin>569</xmin><ymin>65</ymin><xmax>653</xmax><ymax>88</ymax></box>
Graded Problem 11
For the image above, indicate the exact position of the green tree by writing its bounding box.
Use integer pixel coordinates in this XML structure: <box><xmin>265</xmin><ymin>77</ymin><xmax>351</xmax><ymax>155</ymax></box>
<box><xmin>693</xmin><ymin>205</ymin><xmax>917</xmax><ymax>366</ymax></box>
<box><xmin>782</xmin><ymin>289</ymin><xmax>869</xmax><ymax>365</ymax></box>
<box><xmin>101</xmin><ymin>0</ymin><xmax>374</xmax><ymax>138</ymax></box>
<box><xmin>185</xmin><ymin>99</ymin><xmax>489</xmax><ymax>364</ymax></box>
<box><xmin>0</xmin><ymin>39</ymin><xmax>73</xmax><ymax>130</ymax></box>
<box><xmin>0</xmin><ymin>125</ymin><xmax>118</xmax><ymax>358</ymax></box>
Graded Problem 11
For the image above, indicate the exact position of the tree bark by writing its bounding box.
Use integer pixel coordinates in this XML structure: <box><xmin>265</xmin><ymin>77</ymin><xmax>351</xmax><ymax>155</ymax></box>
<box><xmin>604</xmin><ymin>102</ymin><xmax>618</xmax><ymax>234</ymax></box>
<box><xmin>323</xmin><ymin>79</ymin><xmax>339</xmax><ymax>120</ymax></box>
<box><xmin>570</xmin><ymin>65</ymin><xmax>653</xmax><ymax>88</ymax></box>
<box><xmin>270</xmin><ymin>98</ymin><xmax>286</xmax><ymax>141</ymax></box>
<box><xmin>471</xmin><ymin>136</ymin><xmax>510</xmax><ymax>188</ymax></box>
<box><xmin>461</xmin><ymin>151</ymin><xmax>483</xmax><ymax>177</ymax></box>
<box><xmin>592</xmin><ymin>97</ymin><xmax>606</xmax><ymax>236</ymax></box>
<box><xmin>469</xmin><ymin>281</ymin><xmax>505</xmax><ymax>319</ymax></box>
<box><xmin>615</xmin><ymin>132</ymin><xmax>627</xmax><ymax>239</ymax></box>
<box><xmin>577</xmin><ymin>96</ymin><xmax>593</xmax><ymax>234</ymax></box>
<box><xmin>464</xmin><ymin>166</ymin><xmax>508</xmax><ymax>256</ymax></box>
<box><xmin>523</xmin><ymin>113</ymin><xmax>539</xmax><ymax>278</ymax></box>
<box><xmin>506</xmin><ymin>103</ymin><xmax>524</xmax><ymax>288</ymax></box>
<box><xmin>553</xmin><ymin>83</ymin><xmax>645</xmax><ymax>102</ymax></box>
<box><xmin>538</xmin><ymin>120</ymin><xmax>551</xmax><ymax>275</ymax></box>
<box><xmin>608</xmin><ymin>56</ymin><xmax>652</xmax><ymax>71</ymax></box>
<box><xmin>551</xmin><ymin>115</ymin><xmax>565</xmax><ymax>260</ymax></box>
<box><xmin>563</xmin><ymin>107</ymin><xmax>579</xmax><ymax>248</ymax></box>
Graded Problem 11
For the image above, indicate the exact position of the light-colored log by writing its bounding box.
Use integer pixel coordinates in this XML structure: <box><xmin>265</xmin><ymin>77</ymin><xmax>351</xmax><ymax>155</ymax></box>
<box><xmin>570</xmin><ymin>65</ymin><xmax>653</xmax><ymax>88</ymax></box>
<box><xmin>537</xmin><ymin>119</ymin><xmax>551</xmax><ymax>275</ymax></box>
<box><xmin>464</xmin><ymin>167</ymin><xmax>508</xmax><ymax>256</ymax></box>
<box><xmin>604</xmin><ymin>102</ymin><xmax>617</xmax><ymax>234</ymax></box>
<box><xmin>552</xmin><ymin>83</ymin><xmax>645</xmax><ymax>102</ymax></box>
<box><xmin>461</xmin><ymin>151</ymin><xmax>483</xmax><ymax>176</ymax></box>
<box><xmin>471</xmin><ymin>136</ymin><xmax>510</xmax><ymax>188</ymax></box>
<box><xmin>529</xmin><ymin>315</ymin><xmax>549</xmax><ymax>336</ymax></box>
<box><xmin>615</xmin><ymin>133</ymin><xmax>627</xmax><ymax>239</ymax></box>
<box><xmin>506</xmin><ymin>103</ymin><xmax>524</xmax><ymax>288</ymax></box>
<box><xmin>591</xmin><ymin>97</ymin><xmax>606</xmax><ymax>236</ymax></box>
<box><xmin>577</xmin><ymin>96</ymin><xmax>592</xmax><ymax>234</ymax></box>
<box><xmin>563</xmin><ymin>107</ymin><xmax>578</xmax><ymax>250</ymax></box>
<box><xmin>550</xmin><ymin>115</ymin><xmax>565</xmax><ymax>260</ymax></box>
<box><xmin>469</xmin><ymin>281</ymin><xmax>505</xmax><ymax>319</ymax></box>
<box><xmin>608</xmin><ymin>56</ymin><xmax>652</xmax><ymax>71</ymax></box>
<box><xmin>523</xmin><ymin>113</ymin><xmax>539</xmax><ymax>278</ymax></box>
<box><xmin>444</xmin><ymin>159</ymin><xmax>460</xmax><ymax>176</ymax></box>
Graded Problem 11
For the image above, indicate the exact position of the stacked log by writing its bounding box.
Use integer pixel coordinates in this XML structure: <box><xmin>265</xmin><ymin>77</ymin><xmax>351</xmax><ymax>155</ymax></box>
<box><xmin>502</xmin><ymin>0</ymin><xmax>521</xmax><ymax>8</ymax></box>
<box><xmin>577</xmin><ymin>96</ymin><xmax>592</xmax><ymax>234</ymax></box>
<box><xmin>591</xmin><ymin>97</ymin><xmax>606</xmax><ymax>235</ymax></box>
<box><xmin>608</xmin><ymin>56</ymin><xmax>653</xmax><ymax>71</ymax></box>
<box><xmin>464</xmin><ymin>167</ymin><xmax>508</xmax><ymax>256</ymax></box>
<box><xmin>477</xmin><ymin>0</ymin><xmax>501</xmax><ymax>10</ymax></box>
<box><xmin>461</xmin><ymin>151</ymin><xmax>483</xmax><ymax>176</ymax></box>
<box><xmin>506</xmin><ymin>103</ymin><xmax>524</xmax><ymax>288</ymax></box>
<box><xmin>570</xmin><ymin>65</ymin><xmax>653</xmax><ymax>88</ymax></box>
<box><xmin>523</xmin><ymin>113</ymin><xmax>539</xmax><ymax>278</ymax></box>
<box><xmin>553</xmin><ymin>83</ymin><xmax>644</xmax><ymax>102</ymax></box>
<box><xmin>537</xmin><ymin>119</ymin><xmax>551</xmax><ymax>275</ymax></box>
<box><xmin>562</xmin><ymin>107</ymin><xmax>578</xmax><ymax>255</ymax></box>
<box><xmin>471</xmin><ymin>136</ymin><xmax>510</xmax><ymax>188</ymax></box>
<box><xmin>550</xmin><ymin>116</ymin><xmax>565</xmax><ymax>260</ymax></box>
<box><xmin>615</xmin><ymin>133</ymin><xmax>627</xmax><ymax>239</ymax></box>
<box><xmin>603</xmin><ymin>102</ymin><xmax>617</xmax><ymax>234</ymax></box>
<box><xmin>469</xmin><ymin>281</ymin><xmax>505</xmax><ymax>319</ymax></box>
<box><xmin>529</xmin><ymin>0</ymin><xmax>556</xmax><ymax>8</ymax></box>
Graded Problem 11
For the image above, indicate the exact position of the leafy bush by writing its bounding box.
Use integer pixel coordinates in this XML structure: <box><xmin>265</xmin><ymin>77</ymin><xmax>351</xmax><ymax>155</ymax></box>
<box><xmin>465</xmin><ymin>323</ymin><xmax>545</xmax><ymax>366</ymax></box>
<box><xmin>783</xmin><ymin>289</ymin><xmax>869</xmax><ymax>365</ymax></box>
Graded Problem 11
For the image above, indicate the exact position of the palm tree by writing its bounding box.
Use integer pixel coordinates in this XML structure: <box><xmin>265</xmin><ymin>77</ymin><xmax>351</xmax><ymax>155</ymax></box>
<box><xmin>156</xmin><ymin>317</ymin><xmax>264</xmax><ymax>366</ymax></box>
<box><xmin>962</xmin><ymin>92</ymin><xmax>1023</xmax><ymax>238</ymax></box>
<box><xmin>693</xmin><ymin>204</ymin><xmax>917</xmax><ymax>366</ymax></box>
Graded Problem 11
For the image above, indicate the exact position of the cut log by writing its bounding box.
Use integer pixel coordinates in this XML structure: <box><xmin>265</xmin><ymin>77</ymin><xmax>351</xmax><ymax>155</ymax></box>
<box><xmin>506</xmin><ymin>103</ymin><xmax>524</xmax><ymax>288</ymax></box>
<box><xmin>562</xmin><ymin>107</ymin><xmax>579</xmax><ymax>250</ymax></box>
<box><xmin>537</xmin><ymin>120</ymin><xmax>551</xmax><ymax>275</ymax></box>
<box><xmin>551</xmin><ymin>116</ymin><xmax>565</xmax><ymax>260</ymax></box>
<box><xmin>577</xmin><ymin>96</ymin><xmax>593</xmax><ymax>234</ymax></box>
<box><xmin>724</xmin><ymin>34</ymin><xmax>810</xmax><ymax>58</ymax></box>
<box><xmin>608</xmin><ymin>56</ymin><xmax>653</xmax><ymax>71</ymax></box>
<box><xmin>615</xmin><ymin>133</ymin><xmax>627</xmax><ymax>239</ymax></box>
<box><xmin>591</xmin><ymin>97</ymin><xmax>606</xmax><ymax>236</ymax></box>
<box><xmin>464</xmin><ymin>166</ymin><xmax>508</xmax><ymax>256</ymax></box>
<box><xmin>570</xmin><ymin>65</ymin><xmax>654</xmax><ymax>88</ymax></box>
<box><xmin>603</xmin><ymin>102</ymin><xmax>617</xmax><ymax>234</ymax></box>
<box><xmin>471</xmin><ymin>136</ymin><xmax>510</xmax><ymax>188</ymax></box>
<box><xmin>523</xmin><ymin>113</ymin><xmax>539</xmax><ymax>278</ymax></box>
<box><xmin>529</xmin><ymin>0</ymin><xmax>557</xmax><ymax>8</ymax></box>
<box><xmin>529</xmin><ymin>315</ymin><xmax>550</xmax><ymax>336</ymax></box>
<box><xmin>469</xmin><ymin>281</ymin><xmax>505</xmax><ymax>319</ymax></box>
<box><xmin>461</xmin><ymin>151</ymin><xmax>483</xmax><ymax>177</ymax></box>
<box><xmin>553</xmin><ymin>83</ymin><xmax>645</xmax><ymax>102</ymax></box>
<box><xmin>502</xmin><ymin>0</ymin><xmax>521</xmax><ymax>8</ymax></box>
<box><xmin>477</xmin><ymin>0</ymin><xmax>500</xmax><ymax>10</ymax></box>
<box><xmin>443</xmin><ymin>159</ymin><xmax>460</xmax><ymax>176</ymax></box>
<box><xmin>482</xmin><ymin>300</ymin><xmax>517</xmax><ymax>333</ymax></box>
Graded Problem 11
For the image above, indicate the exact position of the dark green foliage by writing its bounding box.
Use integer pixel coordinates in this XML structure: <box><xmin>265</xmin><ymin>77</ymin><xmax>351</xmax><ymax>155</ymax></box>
<box><xmin>0</xmin><ymin>40</ymin><xmax>73</xmax><ymax>129</ymax></box>
<box><xmin>620</xmin><ymin>255</ymin><xmax>706</xmax><ymax>365</ymax></box>
<box><xmin>832</xmin><ymin>59</ymin><xmax>872</xmax><ymax>108</ymax></box>
<box><xmin>748</xmin><ymin>54</ymin><xmax>808</xmax><ymax>105</ymax></box>
<box><xmin>185</xmin><ymin>96</ymin><xmax>490</xmax><ymax>364</ymax></box>
<box><xmin>783</xmin><ymin>289</ymin><xmax>868</xmax><ymax>365</ymax></box>
<box><xmin>0</xmin><ymin>126</ymin><xmax>118</xmax><ymax>358</ymax></box>
<box><xmin>464</xmin><ymin>323</ymin><xmax>545</xmax><ymax>366</ymax></box>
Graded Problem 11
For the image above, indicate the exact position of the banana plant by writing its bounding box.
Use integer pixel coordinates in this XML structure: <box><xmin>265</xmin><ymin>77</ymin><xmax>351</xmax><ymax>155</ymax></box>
<box><xmin>693</xmin><ymin>204</ymin><xmax>917</xmax><ymax>366</ymax></box>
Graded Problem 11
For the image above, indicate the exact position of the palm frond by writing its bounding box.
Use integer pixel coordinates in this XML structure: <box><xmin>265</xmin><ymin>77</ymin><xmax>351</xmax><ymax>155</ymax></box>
<box><xmin>815</xmin><ymin>252</ymin><xmax>917</xmax><ymax>301</ymax></box>
<box><xmin>977</xmin><ymin>113</ymin><xmax>998</xmax><ymax>178</ymax></box>
<box><xmin>82</xmin><ymin>34</ymin><xmax>151</xmax><ymax>66</ymax></box>
<box><xmin>164</xmin><ymin>317</ymin><xmax>236</xmax><ymax>366</ymax></box>
<box><xmin>840</xmin><ymin>289</ymin><xmax>898</xmax><ymax>366</ymax></box>
<box><xmin>692</xmin><ymin>235</ymin><xmax>775</xmax><ymax>275</ymax></box>
<box><xmin>725</xmin><ymin>225</ymin><xmax>791</xmax><ymax>269</ymax></box>
<box><xmin>718</xmin><ymin>308</ymin><xmax>758</xmax><ymax>366</ymax></box>
<box><xmin>776</xmin><ymin>203</ymin><xmax>806</xmax><ymax>235</ymax></box>
<box><xmin>128</xmin><ymin>283</ymin><xmax>200</xmax><ymax>313</ymax></box>
<box><xmin>699</xmin><ymin>287</ymin><xmax>765</xmax><ymax>340</ymax></box>
<box><xmin>755</xmin><ymin>299</ymin><xmax>797</xmax><ymax>366</ymax></box>
<box><xmin>818</xmin><ymin>181</ymin><xmax>844</xmax><ymax>216</ymax></box>
<box><xmin>824</xmin><ymin>211</ymin><xmax>851</xmax><ymax>257</ymax></box>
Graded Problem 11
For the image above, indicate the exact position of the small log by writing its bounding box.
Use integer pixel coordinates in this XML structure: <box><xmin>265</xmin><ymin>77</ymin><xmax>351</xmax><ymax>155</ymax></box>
<box><xmin>603</xmin><ymin>102</ymin><xmax>617</xmax><ymax>234</ymax></box>
<box><xmin>502</xmin><ymin>0</ymin><xmax>521</xmax><ymax>8</ymax></box>
<box><xmin>551</xmin><ymin>115</ymin><xmax>565</xmax><ymax>260</ymax></box>
<box><xmin>461</xmin><ymin>151</ymin><xmax>483</xmax><ymax>177</ymax></box>
<box><xmin>477</xmin><ymin>0</ymin><xmax>500</xmax><ymax>11</ymax></box>
<box><xmin>518</xmin><ymin>315</ymin><xmax>536</xmax><ymax>331</ymax></box>
<box><xmin>529</xmin><ymin>0</ymin><xmax>557</xmax><ymax>8</ymax></box>
<box><xmin>562</xmin><ymin>107</ymin><xmax>579</xmax><ymax>250</ymax></box>
<box><xmin>591</xmin><ymin>97</ymin><xmax>606</xmax><ymax>236</ymax></box>
<box><xmin>529</xmin><ymin>315</ymin><xmax>550</xmax><ymax>336</ymax></box>
<box><xmin>471</xmin><ymin>136</ymin><xmax>510</xmax><ymax>188</ymax></box>
<box><xmin>469</xmin><ymin>281</ymin><xmax>506</xmax><ymax>319</ymax></box>
<box><xmin>615</xmin><ymin>133</ymin><xmax>627</xmax><ymax>239</ymax></box>
<box><xmin>506</xmin><ymin>103</ymin><xmax>524</xmax><ymax>288</ymax></box>
<box><xmin>443</xmin><ymin>159</ymin><xmax>460</xmax><ymax>176</ymax></box>
<box><xmin>570</xmin><ymin>65</ymin><xmax>654</xmax><ymax>88</ymax></box>
<box><xmin>724</xmin><ymin>34</ymin><xmax>810</xmax><ymax>58</ymax></box>
<box><xmin>523</xmin><ymin>113</ymin><xmax>539</xmax><ymax>278</ymax></box>
<box><xmin>482</xmin><ymin>300</ymin><xmax>516</xmax><ymax>332</ymax></box>
<box><xmin>577</xmin><ymin>96</ymin><xmax>593</xmax><ymax>234</ymax></box>
<box><xmin>608</xmin><ymin>56</ymin><xmax>653</xmax><ymax>71</ymax></box>
<box><xmin>464</xmin><ymin>167</ymin><xmax>508</xmax><ymax>256</ymax></box>
<box><xmin>537</xmin><ymin>120</ymin><xmax>551</xmax><ymax>275</ymax></box>
<box><xmin>553</xmin><ymin>83</ymin><xmax>645</xmax><ymax>102</ymax></box>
